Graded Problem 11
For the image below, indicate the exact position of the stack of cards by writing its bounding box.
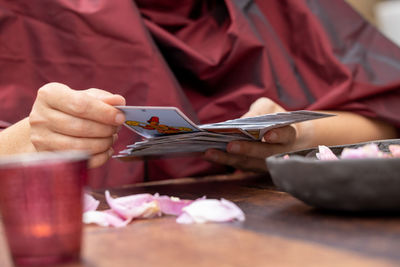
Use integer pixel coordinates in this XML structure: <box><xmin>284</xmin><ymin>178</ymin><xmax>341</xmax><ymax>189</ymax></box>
<box><xmin>113</xmin><ymin>106</ymin><xmax>334</xmax><ymax>160</ymax></box>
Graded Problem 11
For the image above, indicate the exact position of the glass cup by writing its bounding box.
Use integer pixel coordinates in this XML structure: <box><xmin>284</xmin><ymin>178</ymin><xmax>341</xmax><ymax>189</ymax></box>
<box><xmin>0</xmin><ymin>151</ymin><xmax>89</xmax><ymax>266</ymax></box>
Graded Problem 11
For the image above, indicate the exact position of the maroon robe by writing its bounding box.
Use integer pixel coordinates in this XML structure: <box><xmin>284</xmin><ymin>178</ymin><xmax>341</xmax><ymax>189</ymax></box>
<box><xmin>0</xmin><ymin>0</ymin><xmax>400</xmax><ymax>188</ymax></box>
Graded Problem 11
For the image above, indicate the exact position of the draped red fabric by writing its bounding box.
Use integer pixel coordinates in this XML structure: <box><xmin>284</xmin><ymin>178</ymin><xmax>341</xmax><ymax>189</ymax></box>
<box><xmin>1</xmin><ymin>0</ymin><xmax>399</xmax><ymax>188</ymax></box>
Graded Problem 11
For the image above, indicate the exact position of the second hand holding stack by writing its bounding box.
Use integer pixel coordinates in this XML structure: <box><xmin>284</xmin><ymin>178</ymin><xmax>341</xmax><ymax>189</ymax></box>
<box><xmin>114</xmin><ymin>106</ymin><xmax>334</xmax><ymax>160</ymax></box>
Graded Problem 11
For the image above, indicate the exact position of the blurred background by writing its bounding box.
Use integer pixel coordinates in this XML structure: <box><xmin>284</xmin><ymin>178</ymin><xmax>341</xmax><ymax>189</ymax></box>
<box><xmin>346</xmin><ymin>0</ymin><xmax>400</xmax><ymax>46</ymax></box>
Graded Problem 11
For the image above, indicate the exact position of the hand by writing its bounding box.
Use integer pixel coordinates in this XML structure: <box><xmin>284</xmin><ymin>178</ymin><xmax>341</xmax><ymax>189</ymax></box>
<box><xmin>29</xmin><ymin>82</ymin><xmax>126</xmax><ymax>168</ymax></box>
<box><xmin>203</xmin><ymin>97</ymin><xmax>298</xmax><ymax>172</ymax></box>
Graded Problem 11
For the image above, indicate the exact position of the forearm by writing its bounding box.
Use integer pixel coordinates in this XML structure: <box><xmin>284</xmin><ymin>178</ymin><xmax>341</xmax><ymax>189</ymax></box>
<box><xmin>0</xmin><ymin>118</ymin><xmax>37</xmax><ymax>155</ymax></box>
<box><xmin>296</xmin><ymin>111</ymin><xmax>399</xmax><ymax>149</ymax></box>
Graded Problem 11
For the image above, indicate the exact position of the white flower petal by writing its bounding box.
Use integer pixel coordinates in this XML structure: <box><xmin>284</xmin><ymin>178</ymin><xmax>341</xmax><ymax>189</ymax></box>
<box><xmin>177</xmin><ymin>199</ymin><xmax>245</xmax><ymax>224</ymax></box>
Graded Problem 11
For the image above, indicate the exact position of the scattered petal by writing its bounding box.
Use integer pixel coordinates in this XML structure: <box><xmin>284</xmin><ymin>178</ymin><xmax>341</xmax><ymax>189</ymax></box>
<box><xmin>175</xmin><ymin>212</ymin><xmax>195</xmax><ymax>224</ymax></box>
<box><xmin>176</xmin><ymin>198</ymin><xmax>245</xmax><ymax>224</ymax></box>
<box><xmin>83</xmin><ymin>210</ymin><xmax>128</xmax><ymax>228</ymax></box>
<box><xmin>389</xmin><ymin>144</ymin><xmax>400</xmax><ymax>157</ymax></box>
<box><xmin>154</xmin><ymin>194</ymin><xmax>193</xmax><ymax>216</ymax></box>
<box><xmin>105</xmin><ymin>190</ymin><xmax>161</xmax><ymax>220</ymax></box>
<box><xmin>341</xmin><ymin>143</ymin><xmax>387</xmax><ymax>159</ymax></box>
<box><xmin>316</xmin><ymin>145</ymin><xmax>338</xmax><ymax>160</ymax></box>
<box><xmin>83</xmin><ymin>193</ymin><xmax>100</xmax><ymax>212</ymax></box>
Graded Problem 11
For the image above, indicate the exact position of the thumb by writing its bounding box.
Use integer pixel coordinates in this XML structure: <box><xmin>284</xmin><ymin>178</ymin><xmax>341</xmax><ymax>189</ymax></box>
<box><xmin>263</xmin><ymin>125</ymin><xmax>297</xmax><ymax>145</ymax></box>
<box><xmin>242</xmin><ymin>97</ymin><xmax>286</xmax><ymax>118</ymax></box>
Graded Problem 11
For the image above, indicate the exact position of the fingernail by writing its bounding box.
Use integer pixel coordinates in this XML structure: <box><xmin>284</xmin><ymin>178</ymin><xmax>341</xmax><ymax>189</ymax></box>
<box><xmin>115</xmin><ymin>113</ymin><xmax>125</xmax><ymax>124</ymax></box>
<box><xmin>266</xmin><ymin>131</ymin><xmax>278</xmax><ymax>142</ymax></box>
<box><xmin>228</xmin><ymin>142</ymin><xmax>240</xmax><ymax>153</ymax></box>
<box><xmin>108</xmin><ymin>148</ymin><xmax>114</xmax><ymax>157</ymax></box>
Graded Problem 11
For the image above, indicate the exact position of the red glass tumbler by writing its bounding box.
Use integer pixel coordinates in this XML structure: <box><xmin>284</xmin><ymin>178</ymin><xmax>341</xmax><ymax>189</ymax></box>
<box><xmin>0</xmin><ymin>151</ymin><xmax>89</xmax><ymax>266</ymax></box>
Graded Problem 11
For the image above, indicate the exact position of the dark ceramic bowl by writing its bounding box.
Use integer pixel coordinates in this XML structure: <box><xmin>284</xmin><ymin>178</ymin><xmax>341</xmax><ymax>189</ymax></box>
<box><xmin>266</xmin><ymin>139</ymin><xmax>400</xmax><ymax>211</ymax></box>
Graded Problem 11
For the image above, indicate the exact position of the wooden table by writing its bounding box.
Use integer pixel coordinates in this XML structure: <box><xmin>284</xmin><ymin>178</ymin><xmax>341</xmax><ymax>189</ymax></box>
<box><xmin>1</xmin><ymin>173</ymin><xmax>400</xmax><ymax>267</ymax></box>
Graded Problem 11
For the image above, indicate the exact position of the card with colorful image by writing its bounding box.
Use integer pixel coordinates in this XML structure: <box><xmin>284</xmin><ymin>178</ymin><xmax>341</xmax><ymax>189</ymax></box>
<box><xmin>116</xmin><ymin>106</ymin><xmax>201</xmax><ymax>138</ymax></box>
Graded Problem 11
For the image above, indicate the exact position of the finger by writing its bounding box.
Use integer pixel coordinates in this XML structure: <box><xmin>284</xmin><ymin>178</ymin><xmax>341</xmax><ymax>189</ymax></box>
<box><xmin>37</xmin><ymin>83</ymin><xmax>125</xmax><ymax>126</ymax></box>
<box><xmin>112</xmin><ymin>133</ymin><xmax>119</xmax><ymax>144</ymax></box>
<box><xmin>204</xmin><ymin>149</ymin><xmax>267</xmax><ymax>172</ymax></box>
<box><xmin>88</xmin><ymin>148</ymin><xmax>114</xmax><ymax>168</ymax></box>
<box><xmin>263</xmin><ymin>125</ymin><xmax>297</xmax><ymax>145</ymax></box>
<box><xmin>226</xmin><ymin>140</ymin><xmax>291</xmax><ymax>158</ymax></box>
<box><xmin>101</xmin><ymin>94</ymin><xmax>126</xmax><ymax>106</ymax></box>
<box><xmin>30</xmin><ymin>130</ymin><xmax>114</xmax><ymax>155</ymax></box>
<box><xmin>85</xmin><ymin>88</ymin><xmax>114</xmax><ymax>98</ymax></box>
<box><xmin>85</xmin><ymin>88</ymin><xmax>126</xmax><ymax>106</ymax></box>
<box><xmin>30</xmin><ymin>105</ymin><xmax>118</xmax><ymax>138</ymax></box>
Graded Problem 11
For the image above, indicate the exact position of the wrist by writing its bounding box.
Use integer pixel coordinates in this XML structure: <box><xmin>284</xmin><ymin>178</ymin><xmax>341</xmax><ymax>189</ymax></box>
<box><xmin>0</xmin><ymin>118</ymin><xmax>37</xmax><ymax>155</ymax></box>
<box><xmin>293</xmin><ymin>120</ymin><xmax>316</xmax><ymax>151</ymax></box>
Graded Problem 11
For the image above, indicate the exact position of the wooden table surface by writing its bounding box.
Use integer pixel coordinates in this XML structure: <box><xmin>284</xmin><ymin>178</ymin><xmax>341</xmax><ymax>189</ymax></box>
<box><xmin>1</xmin><ymin>173</ymin><xmax>400</xmax><ymax>267</ymax></box>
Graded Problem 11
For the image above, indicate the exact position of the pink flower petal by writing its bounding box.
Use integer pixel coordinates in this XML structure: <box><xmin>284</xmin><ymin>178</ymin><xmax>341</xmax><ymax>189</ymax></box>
<box><xmin>340</xmin><ymin>143</ymin><xmax>388</xmax><ymax>159</ymax></box>
<box><xmin>83</xmin><ymin>210</ymin><xmax>129</xmax><ymax>228</ymax></box>
<box><xmin>175</xmin><ymin>212</ymin><xmax>195</xmax><ymax>224</ymax></box>
<box><xmin>154</xmin><ymin>194</ymin><xmax>193</xmax><ymax>216</ymax></box>
<box><xmin>389</xmin><ymin>144</ymin><xmax>400</xmax><ymax>157</ymax></box>
<box><xmin>105</xmin><ymin>191</ymin><xmax>161</xmax><ymax>220</ymax></box>
<box><xmin>316</xmin><ymin>145</ymin><xmax>338</xmax><ymax>160</ymax></box>
<box><xmin>176</xmin><ymin>198</ymin><xmax>245</xmax><ymax>224</ymax></box>
<box><xmin>83</xmin><ymin>193</ymin><xmax>100</xmax><ymax>212</ymax></box>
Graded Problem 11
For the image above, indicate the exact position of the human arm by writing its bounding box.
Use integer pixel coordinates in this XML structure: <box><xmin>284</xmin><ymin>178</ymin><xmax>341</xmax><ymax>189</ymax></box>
<box><xmin>0</xmin><ymin>82</ymin><xmax>126</xmax><ymax>168</ymax></box>
<box><xmin>203</xmin><ymin>97</ymin><xmax>398</xmax><ymax>172</ymax></box>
